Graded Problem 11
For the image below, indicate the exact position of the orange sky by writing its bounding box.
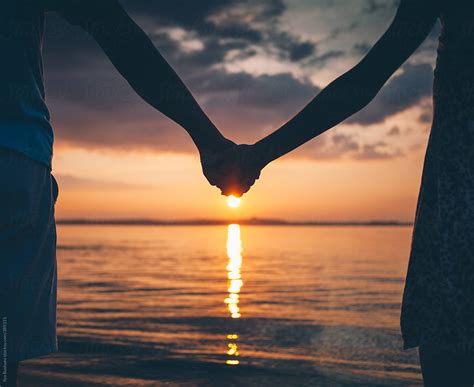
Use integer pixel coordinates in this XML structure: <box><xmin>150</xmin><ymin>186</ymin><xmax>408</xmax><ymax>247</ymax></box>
<box><xmin>53</xmin><ymin>105</ymin><xmax>430</xmax><ymax>222</ymax></box>
<box><xmin>46</xmin><ymin>1</ymin><xmax>437</xmax><ymax>222</ymax></box>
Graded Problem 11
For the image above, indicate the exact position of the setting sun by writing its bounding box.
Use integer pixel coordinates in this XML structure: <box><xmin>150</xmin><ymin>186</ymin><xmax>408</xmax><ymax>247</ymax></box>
<box><xmin>227</xmin><ymin>195</ymin><xmax>241</xmax><ymax>209</ymax></box>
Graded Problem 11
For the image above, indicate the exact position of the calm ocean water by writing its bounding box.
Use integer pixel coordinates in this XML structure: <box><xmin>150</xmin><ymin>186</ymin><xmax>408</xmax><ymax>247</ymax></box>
<box><xmin>23</xmin><ymin>225</ymin><xmax>422</xmax><ymax>386</ymax></box>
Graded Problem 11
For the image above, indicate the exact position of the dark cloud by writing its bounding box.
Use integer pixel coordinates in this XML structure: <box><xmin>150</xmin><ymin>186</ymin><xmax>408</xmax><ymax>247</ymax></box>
<box><xmin>127</xmin><ymin>0</ymin><xmax>310</xmax><ymax>59</ymax></box>
<box><xmin>195</xmin><ymin>71</ymin><xmax>317</xmax><ymax>109</ymax></box>
<box><xmin>349</xmin><ymin>63</ymin><xmax>434</xmax><ymax>125</ymax></box>
<box><xmin>363</xmin><ymin>0</ymin><xmax>398</xmax><ymax>14</ymax></box>
<box><xmin>354</xmin><ymin>142</ymin><xmax>403</xmax><ymax>160</ymax></box>
<box><xmin>387</xmin><ymin>126</ymin><xmax>401</xmax><ymax>136</ymax></box>
<box><xmin>43</xmin><ymin>1</ymin><xmax>320</xmax><ymax>151</ymax></box>
<box><xmin>307</xmin><ymin>50</ymin><xmax>346</xmax><ymax>68</ymax></box>
<box><xmin>293</xmin><ymin>133</ymin><xmax>403</xmax><ymax>161</ymax></box>
<box><xmin>328</xmin><ymin>21</ymin><xmax>360</xmax><ymax>41</ymax></box>
<box><xmin>418</xmin><ymin>103</ymin><xmax>433</xmax><ymax>124</ymax></box>
<box><xmin>418</xmin><ymin>112</ymin><xmax>432</xmax><ymax>124</ymax></box>
<box><xmin>353</xmin><ymin>42</ymin><xmax>371</xmax><ymax>56</ymax></box>
<box><xmin>41</xmin><ymin>1</ymin><xmax>436</xmax><ymax>160</ymax></box>
<box><xmin>271</xmin><ymin>31</ymin><xmax>316</xmax><ymax>62</ymax></box>
<box><xmin>47</xmin><ymin>67</ymin><xmax>317</xmax><ymax>151</ymax></box>
<box><xmin>286</xmin><ymin>127</ymin><xmax>408</xmax><ymax>161</ymax></box>
<box><xmin>332</xmin><ymin>133</ymin><xmax>360</xmax><ymax>152</ymax></box>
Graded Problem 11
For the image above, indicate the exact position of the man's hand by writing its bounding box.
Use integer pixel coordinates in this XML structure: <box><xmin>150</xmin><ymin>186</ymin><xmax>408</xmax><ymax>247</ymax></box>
<box><xmin>199</xmin><ymin>138</ymin><xmax>235</xmax><ymax>191</ymax></box>
<box><xmin>201</xmin><ymin>143</ymin><xmax>264</xmax><ymax>197</ymax></box>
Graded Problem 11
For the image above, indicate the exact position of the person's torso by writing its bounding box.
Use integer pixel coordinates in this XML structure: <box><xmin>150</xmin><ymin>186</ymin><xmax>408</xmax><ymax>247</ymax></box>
<box><xmin>0</xmin><ymin>0</ymin><xmax>53</xmax><ymax>168</ymax></box>
<box><xmin>434</xmin><ymin>0</ymin><xmax>474</xmax><ymax>113</ymax></box>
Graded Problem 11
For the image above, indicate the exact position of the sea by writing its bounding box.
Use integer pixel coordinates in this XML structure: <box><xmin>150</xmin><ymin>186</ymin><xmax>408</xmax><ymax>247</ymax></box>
<box><xmin>21</xmin><ymin>225</ymin><xmax>422</xmax><ymax>386</ymax></box>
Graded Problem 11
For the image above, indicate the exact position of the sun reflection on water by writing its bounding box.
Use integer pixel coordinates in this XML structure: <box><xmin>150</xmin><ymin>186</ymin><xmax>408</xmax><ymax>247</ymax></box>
<box><xmin>225</xmin><ymin>224</ymin><xmax>243</xmax><ymax>365</ymax></box>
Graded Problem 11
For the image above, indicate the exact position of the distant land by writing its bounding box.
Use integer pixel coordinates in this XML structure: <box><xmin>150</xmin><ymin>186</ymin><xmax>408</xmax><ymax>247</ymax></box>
<box><xmin>57</xmin><ymin>218</ymin><xmax>413</xmax><ymax>227</ymax></box>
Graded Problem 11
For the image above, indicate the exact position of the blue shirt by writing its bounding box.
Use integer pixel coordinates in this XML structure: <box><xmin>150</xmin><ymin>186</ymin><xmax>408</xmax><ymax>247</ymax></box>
<box><xmin>0</xmin><ymin>1</ymin><xmax>53</xmax><ymax>169</ymax></box>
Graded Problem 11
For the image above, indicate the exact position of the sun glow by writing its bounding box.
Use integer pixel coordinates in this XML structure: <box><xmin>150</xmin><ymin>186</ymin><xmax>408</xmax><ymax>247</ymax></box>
<box><xmin>225</xmin><ymin>224</ymin><xmax>243</xmax><ymax>319</ymax></box>
<box><xmin>227</xmin><ymin>195</ymin><xmax>241</xmax><ymax>209</ymax></box>
<box><xmin>225</xmin><ymin>224</ymin><xmax>243</xmax><ymax>366</ymax></box>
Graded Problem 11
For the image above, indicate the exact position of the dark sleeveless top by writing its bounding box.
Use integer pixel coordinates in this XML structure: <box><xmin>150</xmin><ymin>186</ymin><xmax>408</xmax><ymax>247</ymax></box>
<box><xmin>401</xmin><ymin>1</ymin><xmax>474</xmax><ymax>351</ymax></box>
<box><xmin>0</xmin><ymin>0</ymin><xmax>53</xmax><ymax>168</ymax></box>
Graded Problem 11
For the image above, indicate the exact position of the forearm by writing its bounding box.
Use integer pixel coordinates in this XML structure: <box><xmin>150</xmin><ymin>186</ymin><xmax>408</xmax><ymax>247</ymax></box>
<box><xmin>254</xmin><ymin>65</ymin><xmax>381</xmax><ymax>165</ymax></box>
<box><xmin>254</xmin><ymin>0</ymin><xmax>439</xmax><ymax>167</ymax></box>
<box><xmin>78</xmin><ymin>3</ymin><xmax>225</xmax><ymax>150</ymax></box>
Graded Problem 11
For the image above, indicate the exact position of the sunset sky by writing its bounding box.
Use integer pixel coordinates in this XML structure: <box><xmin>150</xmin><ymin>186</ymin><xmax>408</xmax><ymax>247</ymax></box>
<box><xmin>44</xmin><ymin>0</ymin><xmax>440</xmax><ymax>221</ymax></box>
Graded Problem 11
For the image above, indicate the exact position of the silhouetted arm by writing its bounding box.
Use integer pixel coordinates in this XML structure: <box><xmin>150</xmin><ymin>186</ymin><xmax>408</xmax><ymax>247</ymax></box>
<box><xmin>43</xmin><ymin>0</ymin><xmax>228</xmax><ymax>152</ymax></box>
<box><xmin>254</xmin><ymin>0</ymin><xmax>440</xmax><ymax>166</ymax></box>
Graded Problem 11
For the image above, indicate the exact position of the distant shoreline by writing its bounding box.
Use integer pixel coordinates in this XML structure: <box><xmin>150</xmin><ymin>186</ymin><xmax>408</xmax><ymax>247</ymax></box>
<box><xmin>56</xmin><ymin>218</ymin><xmax>413</xmax><ymax>227</ymax></box>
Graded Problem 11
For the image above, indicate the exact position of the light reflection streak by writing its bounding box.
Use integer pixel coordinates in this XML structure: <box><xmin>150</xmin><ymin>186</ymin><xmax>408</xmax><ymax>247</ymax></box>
<box><xmin>225</xmin><ymin>224</ymin><xmax>242</xmax><ymax>365</ymax></box>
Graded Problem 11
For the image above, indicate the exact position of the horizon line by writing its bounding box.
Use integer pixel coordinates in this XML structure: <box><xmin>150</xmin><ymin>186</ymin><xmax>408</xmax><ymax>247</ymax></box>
<box><xmin>56</xmin><ymin>218</ymin><xmax>414</xmax><ymax>227</ymax></box>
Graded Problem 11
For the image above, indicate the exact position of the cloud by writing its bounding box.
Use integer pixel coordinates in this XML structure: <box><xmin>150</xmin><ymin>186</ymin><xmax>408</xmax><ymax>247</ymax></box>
<box><xmin>42</xmin><ymin>1</ymin><xmax>436</xmax><ymax>160</ymax></box>
<box><xmin>353</xmin><ymin>42</ymin><xmax>371</xmax><ymax>56</ymax></box>
<box><xmin>387</xmin><ymin>126</ymin><xmax>401</xmax><ymax>136</ymax></box>
<box><xmin>418</xmin><ymin>102</ymin><xmax>433</xmax><ymax>124</ymax></box>
<box><xmin>332</xmin><ymin>133</ymin><xmax>360</xmax><ymax>152</ymax></box>
<box><xmin>354</xmin><ymin>142</ymin><xmax>403</xmax><ymax>160</ymax></box>
<box><xmin>270</xmin><ymin>31</ymin><xmax>316</xmax><ymax>62</ymax></box>
<box><xmin>349</xmin><ymin>63</ymin><xmax>434</xmax><ymax>125</ymax></box>
<box><xmin>44</xmin><ymin>28</ymin><xmax>318</xmax><ymax>150</ymax></box>
<box><xmin>363</xmin><ymin>0</ymin><xmax>398</xmax><ymax>14</ymax></box>
<box><xmin>196</xmin><ymin>72</ymin><xmax>317</xmax><ymax>110</ymax></box>
<box><xmin>56</xmin><ymin>175</ymin><xmax>150</xmax><ymax>190</ymax></box>
<box><xmin>43</xmin><ymin>2</ymin><xmax>319</xmax><ymax>150</ymax></box>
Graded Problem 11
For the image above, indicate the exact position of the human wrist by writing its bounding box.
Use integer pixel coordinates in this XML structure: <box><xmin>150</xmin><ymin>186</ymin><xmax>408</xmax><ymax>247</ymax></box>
<box><xmin>253</xmin><ymin>139</ymin><xmax>276</xmax><ymax>169</ymax></box>
<box><xmin>191</xmin><ymin>119</ymin><xmax>226</xmax><ymax>152</ymax></box>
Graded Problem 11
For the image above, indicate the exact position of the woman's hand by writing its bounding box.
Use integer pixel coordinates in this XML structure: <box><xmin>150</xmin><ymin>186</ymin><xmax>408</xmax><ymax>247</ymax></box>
<box><xmin>201</xmin><ymin>143</ymin><xmax>264</xmax><ymax>197</ymax></box>
<box><xmin>199</xmin><ymin>137</ymin><xmax>237</xmax><ymax>191</ymax></box>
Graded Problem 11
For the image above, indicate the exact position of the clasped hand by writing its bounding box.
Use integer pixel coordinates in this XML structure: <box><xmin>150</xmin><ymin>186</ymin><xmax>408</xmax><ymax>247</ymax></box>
<box><xmin>200</xmin><ymin>140</ymin><xmax>265</xmax><ymax>198</ymax></box>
